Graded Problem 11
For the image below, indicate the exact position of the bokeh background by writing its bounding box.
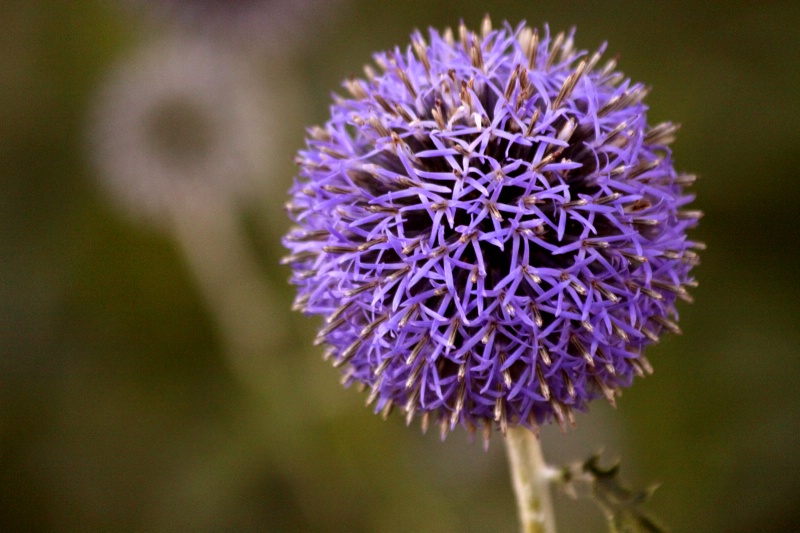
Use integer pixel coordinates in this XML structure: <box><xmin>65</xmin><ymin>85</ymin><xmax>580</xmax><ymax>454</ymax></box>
<box><xmin>2</xmin><ymin>1</ymin><xmax>799</xmax><ymax>531</ymax></box>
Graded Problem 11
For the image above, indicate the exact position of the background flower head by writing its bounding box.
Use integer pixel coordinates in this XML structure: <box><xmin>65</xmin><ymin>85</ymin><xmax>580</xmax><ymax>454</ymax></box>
<box><xmin>284</xmin><ymin>19</ymin><xmax>701</xmax><ymax>438</ymax></box>
<box><xmin>88</xmin><ymin>35</ymin><xmax>275</xmax><ymax>227</ymax></box>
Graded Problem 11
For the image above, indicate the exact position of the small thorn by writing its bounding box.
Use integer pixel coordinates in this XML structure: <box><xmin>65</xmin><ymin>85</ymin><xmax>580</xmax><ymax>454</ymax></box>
<box><xmin>447</xmin><ymin>318</ymin><xmax>460</xmax><ymax>348</ymax></box>
<box><xmin>551</xmin><ymin>401</ymin><xmax>567</xmax><ymax>432</ymax></box>
<box><xmin>499</xmin><ymin>351</ymin><xmax>513</xmax><ymax>388</ymax></box>
<box><xmin>546</xmin><ymin>31</ymin><xmax>565</xmax><ymax>70</ymax></box>
<box><xmin>360</xmin><ymin>314</ymin><xmax>388</xmax><ymax>339</ymax></box>
<box><xmin>504</xmin><ymin>65</ymin><xmax>520</xmax><ymax>101</ymax></box>
<box><xmin>386</xmin><ymin>264</ymin><xmax>411</xmax><ymax>283</ymax></box>
<box><xmin>538</xmin><ymin>345</ymin><xmax>552</xmax><ymax>366</ymax></box>
<box><xmin>323</xmin><ymin>244</ymin><xmax>357</xmax><ymax>254</ymax></box>
<box><xmin>645</xmin><ymin>121</ymin><xmax>680</xmax><ymax>145</ymax></box>
<box><xmin>675</xmin><ymin>173</ymin><xmax>698</xmax><ymax>186</ymax></box>
<box><xmin>339</xmin><ymin>367</ymin><xmax>355</xmax><ymax>386</ymax></box>
<box><xmin>481</xmin><ymin>322</ymin><xmax>496</xmax><ymax>344</ymax></box>
<box><xmin>373</xmin><ymin>93</ymin><xmax>395</xmax><ymax>115</ymax></box>
<box><xmin>536</xmin><ymin>364</ymin><xmax>550</xmax><ymax>400</ymax></box>
<box><xmin>631</xmin><ymin>356</ymin><xmax>653</xmax><ymax>377</ymax></box>
<box><xmin>334</xmin><ymin>338</ymin><xmax>362</xmax><ymax>368</ymax></box>
<box><xmin>439</xmin><ymin>416</ymin><xmax>449</xmax><ymax>441</ymax></box>
<box><xmin>365</xmin><ymin>375</ymin><xmax>383</xmax><ymax>406</ymax></box>
<box><xmin>380</xmin><ymin>399</ymin><xmax>394</xmax><ymax>420</ymax></box>
<box><xmin>480</xmin><ymin>14</ymin><xmax>492</xmax><ymax>38</ymax></box>
<box><xmin>486</xmin><ymin>201</ymin><xmax>503</xmax><ymax>221</ymax></box>
<box><xmin>411</xmin><ymin>34</ymin><xmax>431</xmax><ymax>75</ymax></box>
<box><xmin>470</xmin><ymin>266</ymin><xmax>480</xmax><ymax>284</ymax></box>
<box><xmin>398</xmin><ymin>302</ymin><xmax>419</xmax><ymax>329</ymax></box>
<box><xmin>632</xmin><ymin>218</ymin><xmax>660</xmax><ymax>227</ymax></box>
<box><xmin>638</xmin><ymin>355</ymin><xmax>654</xmax><ymax>375</ymax></box>
<box><xmin>594</xmin><ymin>374</ymin><xmax>617</xmax><ymax>406</ymax></box>
<box><xmin>612</xmin><ymin>322</ymin><xmax>629</xmax><ymax>342</ymax></box>
<box><xmin>530</xmin><ymin>302</ymin><xmax>543</xmax><ymax>327</ymax></box>
<box><xmin>562</xmin><ymin>370</ymin><xmax>575</xmax><ymax>399</ymax></box>
<box><xmin>405</xmin><ymin>359</ymin><xmax>424</xmax><ymax>389</ymax></box>
<box><xmin>526</xmin><ymin>28</ymin><xmax>539</xmax><ymax>69</ymax></box>
<box><xmin>571</xmin><ymin>334</ymin><xmax>593</xmax><ymax>366</ymax></box>
<box><xmin>281</xmin><ymin>251</ymin><xmax>318</xmax><ymax>266</ymax></box>
<box><xmin>552</xmin><ymin>61</ymin><xmax>586</xmax><ymax>109</ymax></box>
<box><xmin>634</xmin><ymin>282</ymin><xmax>664</xmax><ymax>301</ymax></box>
<box><xmin>406</xmin><ymin>334</ymin><xmax>429</xmax><ymax>365</ymax></box>
<box><xmin>584</xmin><ymin>240</ymin><xmax>609</xmax><ymax>249</ymax></box>
<box><xmin>598</xmin><ymin>121</ymin><xmax>628</xmax><ymax>146</ymax></box>
<box><xmin>322</xmin><ymin>347</ymin><xmax>335</xmax><ymax>362</ymax></box>
<box><xmin>524</xmin><ymin>107</ymin><xmax>541</xmax><ymax>137</ymax></box>
<box><xmin>457</xmin><ymin>361</ymin><xmax>467</xmax><ymax>381</ymax></box>
<box><xmin>451</xmin><ymin>380</ymin><xmax>467</xmax><ymax>427</ymax></box>
<box><xmin>291</xmin><ymin>293</ymin><xmax>310</xmax><ymax>312</ymax></box>
<box><xmin>677</xmin><ymin>209</ymin><xmax>704</xmax><ymax>220</ymax></box>
<box><xmin>458</xmin><ymin>21</ymin><xmax>469</xmax><ymax>52</ymax></box>
<box><xmin>395</xmin><ymin>67</ymin><xmax>417</xmax><ymax>98</ymax></box>
<box><xmin>405</xmin><ymin>406</ymin><xmax>415</xmax><ymax>426</ymax></box>
<box><xmin>620</xmin><ymin>250</ymin><xmax>648</xmax><ymax>264</ymax></box>
<box><xmin>640</xmin><ymin>327</ymin><xmax>660</xmax><ymax>343</ymax></box>
<box><xmin>593</xmin><ymin>282</ymin><xmax>619</xmax><ymax>304</ymax></box>
<box><xmin>563</xmin><ymin>198</ymin><xmax>588</xmax><ymax>209</ymax></box>
<box><xmin>470</xmin><ymin>39</ymin><xmax>484</xmax><ymax>71</ymax></box>
<box><xmin>315</xmin><ymin>316</ymin><xmax>346</xmax><ymax>345</ymax></box>
<box><xmin>369</xmin><ymin>353</ymin><xmax>390</xmax><ymax>376</ymax></box>
<box><xmin>420</xmin><ymin>412</ymin><xmax>430</xmax><ymax>434</ymax></box>
<box><xmin>652</xmin><ymin>315</ymin><xmax>682</xmax><ymax>335</ymax></box>
<box><xmin>404</xmin><ymin>384</ymin><xmax>420</xmax><ymax>422</ymax></box>
<box><xmin>344</xmin><ymin>280</ymin><xmax>380</xmax><ymax>297</ymax></box>
<box><xmin>569</xmin><ymin>279</ymin><xmax>588</xmax><ymax>296</ymax></box>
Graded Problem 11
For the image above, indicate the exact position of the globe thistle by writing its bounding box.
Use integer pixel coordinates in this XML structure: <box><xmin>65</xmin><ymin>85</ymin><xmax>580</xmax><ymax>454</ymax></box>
<box><xmin>283</xmin><ymin>19</ymin><xmax>701</xmax><ymax>441</ymax></box>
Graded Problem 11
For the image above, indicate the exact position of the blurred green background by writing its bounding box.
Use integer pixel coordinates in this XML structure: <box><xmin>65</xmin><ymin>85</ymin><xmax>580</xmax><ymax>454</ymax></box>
<box><xmin>2</xmin><ymin>1</ymin><xmax>799</xmax><ymax>531</ymax></box>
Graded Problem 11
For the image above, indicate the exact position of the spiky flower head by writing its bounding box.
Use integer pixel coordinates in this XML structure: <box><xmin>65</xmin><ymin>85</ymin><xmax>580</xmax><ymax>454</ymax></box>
<box><xmin>283</xmin><ymin>18</ymin><xmax>701</xmax><ymax>441</ymax></box>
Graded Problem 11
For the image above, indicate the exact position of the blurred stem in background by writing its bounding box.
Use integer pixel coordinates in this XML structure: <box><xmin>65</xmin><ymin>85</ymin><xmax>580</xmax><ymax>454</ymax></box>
<box><xmin>87</xmin><ymin>32</ymin><xmax>293</xmax><ymax>389</ymax></box>
<box><xmin>171</xmin><ymin>198</ymin><xmax>287</xmax><ymax>384</ymax></box>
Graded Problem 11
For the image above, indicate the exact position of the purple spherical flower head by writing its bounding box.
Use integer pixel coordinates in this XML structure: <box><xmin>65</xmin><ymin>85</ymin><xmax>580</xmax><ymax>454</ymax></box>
<box><xmin>283</xmin><ymin>18</ymin><xmax>701</xmax><ymax>440</ymax></box>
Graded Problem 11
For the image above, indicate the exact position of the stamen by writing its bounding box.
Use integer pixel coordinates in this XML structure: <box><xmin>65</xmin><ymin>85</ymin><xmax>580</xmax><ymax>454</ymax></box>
<box><xmin>406</xmin><ymin>334</ymin><xmax>428</xmax><ymax>365</ymax></box>
<box><xmin>334</xmin><ymin>337</ymin><xmax>362</xmax><ymax>368</ymax></box>
<box><xmin>536</xmin><ymin>364</ymin><xmax>550</xmax><ymax>400</ymax></box>
<box><xmin>360</xmin><ymin>314</ymin><xmax>389</xmax><ymax>339</ymax></box>
<box><xmin>571</xmin><ymin>334</ymin><xmax>593</xmax><ymax>366</ymax></box>
<box><xmin>652</xmin><ymin>315</ymin><xmax>682</xmax><ymax>335</ymax></box>
<box><xmin>546</xmin><ymin>31</ymin><xmax>565</xmax><ymax>70</ymax></box>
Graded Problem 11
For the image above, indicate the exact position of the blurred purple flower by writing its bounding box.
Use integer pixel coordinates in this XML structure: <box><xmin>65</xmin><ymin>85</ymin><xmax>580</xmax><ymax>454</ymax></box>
<box><xmin>283</xmin><ymin>20</ymin><xmax>701</xmax><ymax>439</ymax></box>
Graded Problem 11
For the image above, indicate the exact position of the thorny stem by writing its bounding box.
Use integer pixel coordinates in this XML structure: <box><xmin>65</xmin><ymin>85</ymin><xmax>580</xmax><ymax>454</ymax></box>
<box><xmin>505</xmin><ymin>427</ymin><xmax>557</xmax><ymax>533</ymax></box>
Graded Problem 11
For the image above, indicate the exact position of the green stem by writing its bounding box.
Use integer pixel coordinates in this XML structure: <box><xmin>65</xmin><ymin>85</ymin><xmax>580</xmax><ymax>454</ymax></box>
<box><xmin>505</xmin><ymin>427</ymin><xmax>557</xmax><ymax>533</ymax></box>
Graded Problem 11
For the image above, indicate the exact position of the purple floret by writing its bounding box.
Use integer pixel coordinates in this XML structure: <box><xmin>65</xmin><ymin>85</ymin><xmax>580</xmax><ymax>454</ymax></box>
<box><xmin>283</xmin><ymin>19</ymin><xmax>701</xmax><ymax>440</ymax></box>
